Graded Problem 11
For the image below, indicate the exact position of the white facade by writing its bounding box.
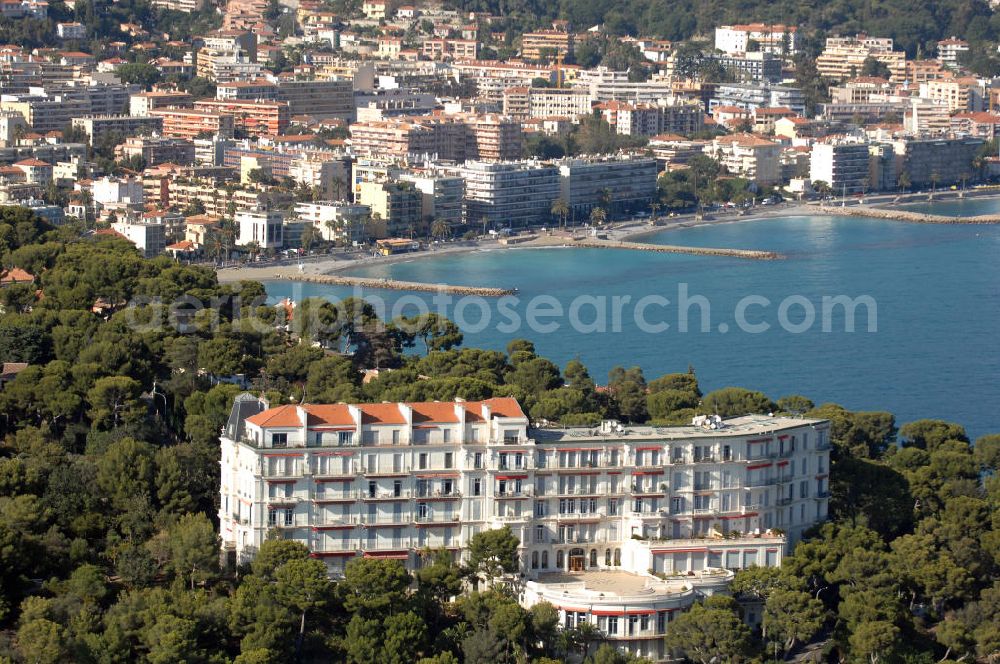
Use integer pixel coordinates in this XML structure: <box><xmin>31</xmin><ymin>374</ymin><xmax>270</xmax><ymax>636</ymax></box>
<box><xmin>293</xmin><ymin>201</ymin><xmax>370</xmax><ymax>244</ymax></box>
<box><xmin>714</xmin><ymin>24</ymin><xmax>799</xmax><ymax>56</ymax></box>
<box><xmin>235</xmin><ymin>209</ymin><xmax>283</xmax><ymax>249</ymax></box>
<box><xmin>220</xmin><ymin>396</ymin><xmax>829</xmax><ymax>571</ymax></box>
<box><xmin>92</xmin><ymin>177</ymin><xmax>144</xmax><ymax>206</ymax></box>
<box><xmin>810</xmin><ymin>142</ymin><xmax>871</xmax><ymax>195</ymax></box>
<box><xmin>219</xmin><ymin>397</ymin><xmax>829</xmax><ymax>661</ymax></box>
<box><xmin>111</xmin><ymin>219</ymin><xmax>166</xmax><ymax>258</ymax></box>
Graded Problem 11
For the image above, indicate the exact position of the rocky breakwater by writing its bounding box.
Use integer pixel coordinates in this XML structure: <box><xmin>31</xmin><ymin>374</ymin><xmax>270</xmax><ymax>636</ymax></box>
<box><xmin>572</xmin><ymin>238</ymin><xmax>783</xmax><ymax>260</ymax></box>
<box><xmin>815</xmin><ymin>205</ymin><xmax>1000</xmax><ymax>224</ymax></box>
<box><xmin>283</xmin><ymin>273</ymin><xmax>516</xmax><ymax>297</ymax></box>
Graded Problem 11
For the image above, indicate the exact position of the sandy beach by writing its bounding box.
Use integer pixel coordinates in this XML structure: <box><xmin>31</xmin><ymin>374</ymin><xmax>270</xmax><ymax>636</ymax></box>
<box><xmin>216</xmin><ymin>202</ymin><xmax>806</xmax><ymax>284</ymax></box>
<box><xmin>216</xmin><ymin>189</ymin><xmax>1000</xmax><ymax>286</ymax></box>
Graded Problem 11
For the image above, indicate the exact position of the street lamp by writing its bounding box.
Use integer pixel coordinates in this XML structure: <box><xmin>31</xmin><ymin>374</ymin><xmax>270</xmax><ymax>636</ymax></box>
<box><xmin>151</xmin><ymin>381</ymin><xmax>168</xmax><ymax>421</ymax></box>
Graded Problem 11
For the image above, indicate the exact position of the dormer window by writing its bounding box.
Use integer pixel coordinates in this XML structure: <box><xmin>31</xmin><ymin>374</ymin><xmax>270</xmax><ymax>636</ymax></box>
<box><xmin>271</xmin><ymin>433</ymin><xmax>287</xmax><ymax>448</ymax></box>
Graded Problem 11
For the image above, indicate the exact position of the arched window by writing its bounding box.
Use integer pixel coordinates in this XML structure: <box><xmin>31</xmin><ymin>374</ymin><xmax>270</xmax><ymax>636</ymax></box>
<box><xmin>590</xmin><ymin>549</ymin><xmax>597</xmax><ymax>567</ymax></box>
<box><xmin>556</xmin><ymin>550</ymin><xmax>564</xmax><ymax>569</ymax></box>
<box><xmin>531</xmin><ymin>551</ymin><xmax>539</xmax><ymax>569</ymax></box>
<box><xmin>605</xmin><ymin>548</ymin><xmax>612</xmax><ymax>566</ymax></box>
<box><xmin>542</xmin><ymin>550</ymin><xmax>549</xmax><ymax>568</ymax></box>
<box><xmin>614</xmin><ymin>548</ymin><xmax>621</xmax><ymax>566</ymax></box>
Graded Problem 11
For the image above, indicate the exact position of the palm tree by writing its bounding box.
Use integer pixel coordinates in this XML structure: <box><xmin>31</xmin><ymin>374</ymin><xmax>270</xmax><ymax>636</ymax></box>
<box><xmin>897</xmin><ymin>171</ymin><xmax>911</xmax><ymax>193</ymax></box>
<box><xmin>430</xmin><ymin>218</ymin><xmax>450</xmax><ymax>240</ymax></box>
<box><xmin>597</xmin><ymin>188</ymin><xmax>612</xmax><ymax>213</ymax></box>
<box><xmin>245</xmin><ymin>241</ymin><xmax>261</xmax><ymax>263</ymax></box>
<box><xmin>589</xmin><ymin>207</ymin><xmax>607</xmax><ymax>227</ymax></box>
<box><xmin>550</xmin><ymin>198</ymin><xmax>569</xmax><ymax>228</ymax></box>
<box><xmin>332</xmin><ymin>174</ymin><xmax>348</xmax><ymax>202</ymax></box>
<box><xmin>650</xmin><ymin>202</ymin><xmax>661</xmax><ymax>221</ymax></box>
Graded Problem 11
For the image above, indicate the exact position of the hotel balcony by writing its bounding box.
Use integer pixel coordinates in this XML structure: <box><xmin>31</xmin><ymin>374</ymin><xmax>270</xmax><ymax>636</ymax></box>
<box><xmin>415</xmin><ymin>489</ymin><xmax>463</xmax><ymax>499</ymax></box>
<box><xmin>361</xmin><ymin>489</ymin><xmax>412</xmax><ymax>500</ymax></box>
<box><xmin>492</xmin><ymin>513</ymin><xmax>530</xmax><ymax>523</ymax></box>
<box><xmin>414</xmin><ymin>513</ymin><xmax>461</xmax><ymax>524</ymax></box>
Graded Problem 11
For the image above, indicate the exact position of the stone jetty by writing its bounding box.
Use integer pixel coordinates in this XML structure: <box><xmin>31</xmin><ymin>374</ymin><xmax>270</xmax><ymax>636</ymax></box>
<box><xmin>815</xmin><ymin>205</ymin><xmax>1000</xmax><ymax>224</ymax></box>
<box><xmin>281</xmin><ymin>273</ymin><xmax>516</xmax><ymax>297</ymax></box>
<box><xmin>572</xmin><ymin>238</ymin><xmax>783</xmax><ymax>260</ymax></box>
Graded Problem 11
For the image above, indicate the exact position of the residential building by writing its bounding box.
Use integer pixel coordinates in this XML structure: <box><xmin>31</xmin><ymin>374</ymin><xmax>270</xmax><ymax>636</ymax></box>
<box><xmin>816</xmin><ymin>35</ymin><xmax>906</xmax><ymax>82</ymax></box>
<box><xmin>950</xmin><ymin>111</ymin><xmax>1000</xmax><ymax>139</ymax></box>
<box><xmin>70</xmin><ymin>115</ymin><xmax>163</xmax><ymax>144</ymax></box>
<box><xmin>467</xmin><ymin>114</ymin><xmax>523</xmax><ymax>161</ymax></box>
<box><xmin>459</xmin><ymin>160</ymin><xmax>561</xmax><ymax>228</ymax></box>
<box><xmin>12</xmin><ymin>158</ymin><xmax>51</xmax><ymax>185</ymax></box>
<box><xmin>920</xmin><ymin>78</ymin><xmax>984</xmax><ymax>113</ymax></box>
<box><xmin>399</xmin><ymin>171</ymin><xmax>464</xmax><ymax>228</ymax></box>
<box><xmin>557</xmin><ymin>156</ymin><xmax>658</xmax><ymax>217</ymax></box>
<box><xmin>150</xmin><ymin>0</ymin><xmax>207</xmax><ymax>11</ymax></box>
<box><xmin>193</xmin><ymin>99</ymin><xmax>290</xmax><ymax>136</ymax></box>
<box><xmin>421</xmin><ymin>39</ymin><xmax>478</xmax><ymax>61</ymax></box>
<box><xmin>236</xmin><ymin>208</ymin><xmax>283</xmax><ymax>249</ymax></box>
<box><xmin>704</xmin><ymin>134</ymin><xmax>781</xmax><ymax>185</ymax></box>
<box><xmin>573</xmin><ymin>68</ymin><xmax>677</xmax><ymax>104</ymax></box>
<box><xmin>111</xmin><ymin>217</ymin><xmax>166</xmax><ymax>257</ymax></box>
<box><xmin>294</xmin><ymin>201</ymin><xmax>371</xmax><ymax>244</ymax></box>
<box><xmin>714</xmin><ymin>24</ymin><xmax>799</xmax><ymax>56</ymax></box>
<box><xmin>361</xmin><ymin>0</ymin><xmax>386</xmax><ymax>19</ymax></box>
<box><xmin>56</xmin><ymin>22</ymin><xmax>86</xmax><ymax>40</ymax></box>
<box><xmin>151</xmin><ymin>108</ymin><xmax>236</xmax><ymax>140</ymax></box>
<box><xmin>809</xmin><ymin>141</ymin><xmax>871</xmax><ymax>194</ymax></box>
<box><xmin>891</xmin><ymin>136</ymin><xmax>984</xmax><ymax>187</ymax></box>
<box><xmin>356</xmin><ymin>180</ymin><xmax>423</xmax><ymax>237</ymax></box>
<box><xmin>710</xmin><ymin>83</ymin><xmax>806</xmax><ymax>117</ymax></box>
<box><xmin>451</xmin><ymin>61</ymin><xmax>557</xmax><ymax>104</ymax></box>
<box><xmin>937</xmin><ymin>37</ymin><xmax>969</xmax><ymax>70</ymax></box>
<box><xmin>93</xmin><ymin>176</ymin><xmax>144</xmax><ymax>207</ymax></box>
<box><xmin>115</xmin><ymin>135</ymin><xmax>195</xmax><ymax>166</ymax></box>
<box><xmin>752</xmin><ymin>107</ymin><xmax>797</xmax><ymax>134</ymax></box>
<box><xmin>218</xmin><ymin>396</ymin><xmax>830</xmax><ymax>660</ymax></box>
<box><xmin>520</xmin><ymin>30</ymin><xmax>574</xmax><ymax>62</ymax></box>
<box><xmin>129</xmin><ymin>91</ymin><xmax>193</xmax><ymax>116</ymax></box>
<box><xmin>349</xmin><ymin>115</ymin><xmax>522</xmax><ymax>163</ymax></box>
<box><xmin>709</xmin><ymin>52</ymin><xmax>782</xmax><ymax>84</ymax></box>
<box><xmin>597</xmin><ymin>100</ymin><xmax>704</xmax><ymax>137</ymax></box>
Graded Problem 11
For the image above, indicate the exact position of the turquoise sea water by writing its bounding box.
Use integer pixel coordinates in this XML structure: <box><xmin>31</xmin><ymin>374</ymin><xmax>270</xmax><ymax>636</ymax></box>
<box><xmin>265</xmin><ymin>213</ymin><xmax>1000</xmax><ymax>438</ymax></box>
<box><xmin>897</xmin><ymin>194</ymin><xmax>1000</xmax><ymax>217</ymax></box>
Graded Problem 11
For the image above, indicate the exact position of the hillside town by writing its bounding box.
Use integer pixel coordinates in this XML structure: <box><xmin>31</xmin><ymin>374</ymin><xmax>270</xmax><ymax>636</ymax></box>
<box><xmin>0</xmin><ymin>0</ymin><xmax>997</xmax><ymax>260</ymax></box>
<box><xmin>1</xmin><ymin>1</ymin><xmax>1000</xmax><ymax>663</ymax></box>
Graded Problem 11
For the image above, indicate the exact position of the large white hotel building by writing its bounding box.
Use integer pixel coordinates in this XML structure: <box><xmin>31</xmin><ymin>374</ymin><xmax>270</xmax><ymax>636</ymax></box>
<box><xmin>220</xmin><ymin>395</ymin><xmax>830</xmax><ymax>661</ymax></box>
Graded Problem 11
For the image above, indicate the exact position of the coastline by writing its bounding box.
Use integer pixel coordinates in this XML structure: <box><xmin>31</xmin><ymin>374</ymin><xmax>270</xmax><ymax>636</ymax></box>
<box><xmin>217</xmin><ymin>190</ymin><xmax>1000</xmax><ymax>286</ymax></box>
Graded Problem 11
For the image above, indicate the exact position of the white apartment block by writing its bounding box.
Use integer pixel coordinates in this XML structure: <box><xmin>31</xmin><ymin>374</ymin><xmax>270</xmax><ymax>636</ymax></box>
<box><xmin>111</xmin><ymin>218</ymin><xmax>166</xmax><ymax>258</ymax></box>
<box><xmin>937</xmin><ymin>37</ymin><xmax>969</xmax><ymax>70</ymax></box>
<box><xmin>715</xmin><ymin>24</ymin><xmax>798</xmax><ymax>56</ymax></box>
<box><xmin>810</xmin><ymin>142</ymin><xmax>871</xmax><ymax>195</ymax></box>
<box><xmin>293</xmin><ymin>201</ymin><xmax>370</xmax><ymax>244</ymax></box>
<box><xmin>458</xmin><ymin>160</ymin><xmax>561</xmax><ymax>227</ymax></box>
<box><xmin>219</xmin><ymin>396</ymin><xmax>830</xmax><ymax>662</ymax></box>
<box><xmin>235</xmin><ymin>208</ymin><xmax>283</xmax><ymax>249</ymax></box>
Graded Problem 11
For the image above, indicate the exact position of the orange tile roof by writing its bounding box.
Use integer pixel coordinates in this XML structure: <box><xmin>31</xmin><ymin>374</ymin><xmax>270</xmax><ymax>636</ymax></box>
<box><xmin>0</xmin><ymin>267</ymin><xmax>34</xmax><ymax>283</ymax></box>
<box><xmin>245</xmin><ymin>398</ymin><xmax>525</xmax><ymax>429</ymax></box>
<box><xmin>359</xmin><ymin>403</ymin><xmax>406</xmax><ymax>424</ymax></box>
